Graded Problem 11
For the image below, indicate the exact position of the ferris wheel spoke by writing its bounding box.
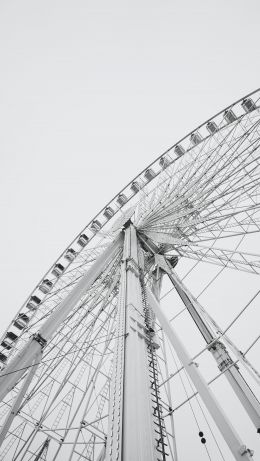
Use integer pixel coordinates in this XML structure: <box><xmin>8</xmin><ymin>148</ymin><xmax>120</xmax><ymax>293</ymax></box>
<box><xmin>9</xmin><ymin>268</ymin><xmax>119</xmax><ymax>397</ymax></box>
<box><xmin>196</xmin><ymin>128</ymin><xmax>260</xmax><ymax>199</ymax></box>
<box><xmin>185</xmin><ymin>202</ymin><xmax>260</xmax><ymax>239</ymax></box>
<box><xmin>185</xmin><ymin>207</ymin><xmax>260</xmax><ymax>244</ymax></box>
<box><xmin>1</xmin><ymin>264</ymin><xmax>108</xmax><ymax>362</ymax></box>
<box><xmin>42</xmin><ymin>321</ymin><xmax>115</xmax><ymax>428</ymax></box>
<box><xmin>31</xmin><ymin>296</ymin><xmax>117</xmax><ymax>415</ymax></box>
<box><xmin>149</xmin><ymin>234</ymin><xmax>260</xmax><ymax>273</ymax></box>
<box><xmin>141</xmin><ymin>197</ymin><xmax>260</xmax><ymax>248</ymax></box>
<box><xmin>165</xmin><ymin>121</ymin><xmax>242</xmax><ymax>199</ymax></box>
<box><xmin>184</xmin><ymin>156</ymin><xmax>260</xmax><ymax>225</ymax></box>
<box><xmin>139</xmin><ymin>158</ymin><xmax>260</xmax><ymax>241</ymax></box>
<box><xmin>0</xmin><ymin>234</ymin><xmax>123</xmax><ymax>407</ymax></box>
<box><xmin>23</xmin><ymin>294</ymin><xmax>118</xmax><ymax>420</ymax></box>
<box><xmin>175</xmin><ymin>244</ymin><xmax>260</xmax><ymax>274</ymax></box>
<box><xmin>170</xmin><ymin>120</ymin><xmax>260</xmax><ymax>208</ymax></box>
<box><xmin>195</xmin><ymin>152</ymin><xmax>260</xmax><ymax>213</ymax></box>
<box><xmin>9</xmin><ymin>323</ymin><xmax>115</xmax><ymax>461</ymax></box>
<box><xmin>65</xmin><ymin>330</ymin><xmax>115</xmax><ymax>461</ymax></box>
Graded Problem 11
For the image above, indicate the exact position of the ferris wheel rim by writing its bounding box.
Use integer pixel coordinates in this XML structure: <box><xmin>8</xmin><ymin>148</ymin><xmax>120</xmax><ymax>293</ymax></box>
<box><xmin>12</xmin><ymin>88</ymin><xmax>260</xmax><ymax>308</ymax></box>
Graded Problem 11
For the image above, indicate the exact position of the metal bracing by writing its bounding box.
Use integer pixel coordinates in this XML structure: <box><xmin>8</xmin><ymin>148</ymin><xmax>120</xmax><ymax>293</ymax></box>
<box><xmin>67</xmin><ymin>340</ymin><xmax>112</xmax><ymax>461</ymax></box>
<box><xmin>14</xmin><ymin>304</ymin><xmax>116</xmax><ymax>461</ymax></box>
<box><xmin>0</xmin><ymin>233</ymin><xmax>123</xmax><ymax>404</ymax></box>
<box><xmin>32</xmin><ymin>273</ymin><xmax>120</xmax><ymax>425</ymax></box>
<box><xmin>0</xmin><ymin>353</ymin><xmax>41</xmax><ymax>448</ymax></box>
<box><xmin>143</xmin><ymin>233</ymin><xmax>260</xmax><ymax>275</ymax></box>
<box><xmin>147</xmin><ymin>288</ymin><xmax>254</xmax><ymax>461</ymax></box>
<box><xmin>195</xmin><ymin>303</ymin><xmax>260</xmax><ymax>386</ymax></box>
<box><xmin>106</xmin><ymin>223</ymin><xmax>160</xmax><ymax>461</ymax></box>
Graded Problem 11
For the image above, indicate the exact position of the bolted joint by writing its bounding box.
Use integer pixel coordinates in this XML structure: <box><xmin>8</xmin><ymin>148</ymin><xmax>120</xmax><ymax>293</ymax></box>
<box><xmin>239</xmin><ymin>445</ymin><xmax>254</xmax><ymax>457</ymax></box>
<box><xmin>218</xmin><ymin>358</ymin><xmax>234</xmax><ymax>373</ymax></box>
<box><xmin>209</xmin><ymin>340</ymin><xmax>234</xmax><ymax>372</ymax></box>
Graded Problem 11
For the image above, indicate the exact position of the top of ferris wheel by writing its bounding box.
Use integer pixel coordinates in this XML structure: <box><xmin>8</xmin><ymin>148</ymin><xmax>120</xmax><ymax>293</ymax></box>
<box><xmin>0</xmin><ymin>88</ymin><xmax>259</xmax><ymax>365</ymax></box>
<box><xmin>69</xmin><ymin>88</ymin><xmax>260</xmax><ymax>243</ymax></box>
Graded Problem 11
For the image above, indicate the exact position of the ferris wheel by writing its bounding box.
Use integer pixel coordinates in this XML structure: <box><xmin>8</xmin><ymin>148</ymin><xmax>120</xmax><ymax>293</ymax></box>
<box><xmin>0</xmin><ymin>89</ymin><xmax>260</xmax><ymax>461</ymax></box>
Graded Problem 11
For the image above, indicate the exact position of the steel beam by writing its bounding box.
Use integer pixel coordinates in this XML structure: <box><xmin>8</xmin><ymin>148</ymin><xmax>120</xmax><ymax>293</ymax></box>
<box><xmin>106</xmin><ymin>223</ymin><xmax>159</xmax><ymax>461</ymax></box>
<box><xmin>157</xmin><ymin>256</ymin><xmax>260</xmax><ymax>433</ymax></box>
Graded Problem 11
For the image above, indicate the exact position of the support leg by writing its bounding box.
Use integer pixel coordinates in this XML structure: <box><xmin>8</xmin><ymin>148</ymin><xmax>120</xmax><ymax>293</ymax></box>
<box><xmin>156</xmin><ymin>255</ymin><xmax>260</xmax><ymax>432</ymax></box>
<box><xmin>106</xmin><ymin>223</ymin><xmax>160</xmax><ymax>461</ymax></box>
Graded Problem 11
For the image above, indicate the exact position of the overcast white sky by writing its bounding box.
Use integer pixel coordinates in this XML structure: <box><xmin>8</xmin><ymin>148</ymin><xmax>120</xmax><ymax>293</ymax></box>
<box><xmin>0</xmin><ymin>1</ymin><xmax>260</xmax><ymax>459</ymax></box>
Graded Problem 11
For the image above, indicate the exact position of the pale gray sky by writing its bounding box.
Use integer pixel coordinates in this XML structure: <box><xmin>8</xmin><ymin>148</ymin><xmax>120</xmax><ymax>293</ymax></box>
<box><xmin>0</xmin><ymin>1</ymin><xmax>260</xmax><ymax>458</ymax></box>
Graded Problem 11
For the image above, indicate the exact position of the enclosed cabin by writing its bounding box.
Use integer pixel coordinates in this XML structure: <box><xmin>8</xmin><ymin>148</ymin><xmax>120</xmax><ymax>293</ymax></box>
<box><xmin>117</xmin><ymin>193</ymin><xmax>127</xmax><ymax>206</ymax></box>
<box><xmin>174</xmin><ymin>144</ymin><xmax>185</xmax><ymax>157</ymax></box>
<box><xmin>144</xmin><ymin>168</ymin><xmax>156</xmax><ymax>182</ymax></box>
<box><xmin>190</xmin><ymin>131</ymin><xmax>202</xmax><ymax>146</ymax></box>
<box><xmin>14</xmin><ymin>313</ymin><xmax>29</xmax><ymax>330</ymax></box>
<box><xmin>242</xmin><ymin>98</ymin><xmax>256</xmax><ymax>113</ymax></box>
<box><xmin>0</xmin><ymin>352</ymin><xmax>7</xmax><ymax>364</ymax></box>
<box><xmin>206</xmin><ymin>121</ymin><xmax>218</xmax><ymax>135</ymax></box>
<box><xmin>52</xmin><ymin>263</ymin><xmax>64</xmax><ymax>277</ymax></box>
<box><xmin>90</xmin><ymin>220</ymin><xmax>102</xmax><ymax>233</ymax></box>
<box><xmin>27</xmin><ymin>295</ymin><xmax>41</xmax><ymax>311</ymax></box>
<box><xmin>103</xmin><ymin>206</ymin><xmax>114</xmax><ymax>220</ymax></box>
<box><xmin>65</xmin><ymin>248</ymin><xmax>77</xmax><ymax>262</ymax></box>
<box><xmin>1</xmin><ymin>331</ymin><xmax>18</xmax><ymax>350</ymax></box>
<box><xmin>159</xmin><ymin>155</ymin><xmax>171</xmax><ymax>169</ymax></box>
<box><xmin>224</xmin><ymin>109</ymin><xmax>237</xmax><ymax>124</ymax></box>
<box><xmin>130</xmin><ymin>180</ymin><xmax>141</xmax><ymax>194</ymax></box>
<box><xmin>39</xmin><ymin>279</ymin><xmax>53</xmax><ymax>294</ymax></box>
<box><xmin>77</xmin><ymin>234</ymin><xmax>89</xmax><ymax>248</ymax></box>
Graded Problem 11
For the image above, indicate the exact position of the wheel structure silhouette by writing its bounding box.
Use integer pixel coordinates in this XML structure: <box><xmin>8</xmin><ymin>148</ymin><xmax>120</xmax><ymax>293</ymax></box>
<box><xmin>0</xmin><ymin>89</ymin><xmax>260</xmax><ymax>461</ymax></box>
